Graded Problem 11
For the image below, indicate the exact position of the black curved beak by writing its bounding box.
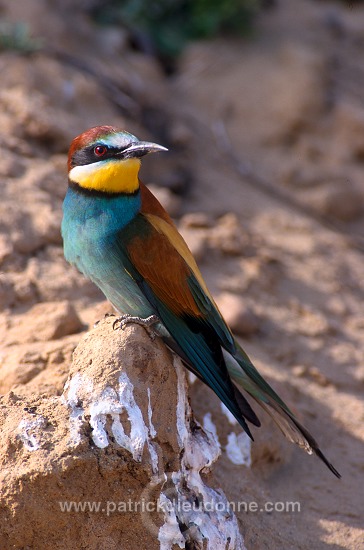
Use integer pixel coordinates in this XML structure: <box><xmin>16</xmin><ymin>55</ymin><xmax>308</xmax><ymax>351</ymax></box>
<box><xmin>118</xmin><ymin>141</ymin><xmax>168</xmax><ymax>159</ymax></box>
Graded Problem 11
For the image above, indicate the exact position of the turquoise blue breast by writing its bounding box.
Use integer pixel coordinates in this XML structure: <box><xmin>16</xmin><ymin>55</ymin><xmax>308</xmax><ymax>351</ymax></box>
<box><xmin>62</xmin><ymin>188</ymin><xmax>155</xmax><ymax>317</ymax></box>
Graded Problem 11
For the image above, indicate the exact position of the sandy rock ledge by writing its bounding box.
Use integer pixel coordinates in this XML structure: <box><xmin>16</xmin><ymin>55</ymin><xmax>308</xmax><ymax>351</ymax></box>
<box><xmin>0</xmin><ymin>318</ymin><xmax>245</xmax><ymax>550</ymax></box>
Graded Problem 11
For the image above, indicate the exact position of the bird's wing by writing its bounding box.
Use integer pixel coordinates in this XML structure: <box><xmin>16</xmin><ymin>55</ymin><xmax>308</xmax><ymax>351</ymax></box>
<box><xmin>135</xmin><ymin>182</ymin><xmax>235</xmax><ymax>349</ymax></box>
<box><xmin>116</xmin><ymin>187</ymin><xmax>260</xmax><ymax>432</ymax></box>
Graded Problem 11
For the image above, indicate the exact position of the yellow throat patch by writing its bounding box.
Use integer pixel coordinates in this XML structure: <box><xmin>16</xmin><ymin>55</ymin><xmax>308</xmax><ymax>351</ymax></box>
<box><xmin>69</xmin><ymin>158</ymin><xmax>141</xmax><ymax>194</ymax></box>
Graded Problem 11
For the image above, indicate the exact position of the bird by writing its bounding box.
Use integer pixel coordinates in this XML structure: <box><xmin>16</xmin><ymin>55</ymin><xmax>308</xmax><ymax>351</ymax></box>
<box><xmin>62</xmin><ymin>125</ymin><xmax>340</xmax><ymax>478</ymax></box>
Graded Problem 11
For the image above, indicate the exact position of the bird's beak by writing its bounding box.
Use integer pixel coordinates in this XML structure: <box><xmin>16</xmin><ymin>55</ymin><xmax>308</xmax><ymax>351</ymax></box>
<box><xmin>118</xmin><ymin>141</ymin><xmax>168</xmax><ymax>159</ymax></box>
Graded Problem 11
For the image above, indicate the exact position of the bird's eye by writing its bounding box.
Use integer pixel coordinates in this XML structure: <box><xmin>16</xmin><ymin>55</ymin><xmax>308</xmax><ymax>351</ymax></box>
<box><xmin>94</xmin><ymin>145</ymin><xmax>107</xmax><ymax>157</ymax></box>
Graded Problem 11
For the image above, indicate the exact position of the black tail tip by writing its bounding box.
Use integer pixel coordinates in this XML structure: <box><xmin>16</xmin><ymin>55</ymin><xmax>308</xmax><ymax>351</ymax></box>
<box><xmin>237</xmin><ymin>417</ymin><xmax>254</xmax><ymax>441</ymax></box>
<box><xmin>328</xmin><ymin>463</ymin><xmax>341</xmax><ymax>479</ymax></box>
<box><xmin>316</xmin><ymin>448</ymin><xmax>341</xmax><ymax>479</ymax></box>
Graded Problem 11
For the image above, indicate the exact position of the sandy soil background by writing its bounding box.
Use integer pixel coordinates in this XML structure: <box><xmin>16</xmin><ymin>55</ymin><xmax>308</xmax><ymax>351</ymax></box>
<box><xmin>0</xmin><ymin>0</ymin><xmax>363</xmax><ymax>548</ymax></box>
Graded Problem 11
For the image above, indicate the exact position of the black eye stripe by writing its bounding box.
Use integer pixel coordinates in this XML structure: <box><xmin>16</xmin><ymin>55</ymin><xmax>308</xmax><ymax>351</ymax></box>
<box><xmin>71</xmin><ymin>143</ymin><xmax>131</xmax><ymax>167</ymax></box>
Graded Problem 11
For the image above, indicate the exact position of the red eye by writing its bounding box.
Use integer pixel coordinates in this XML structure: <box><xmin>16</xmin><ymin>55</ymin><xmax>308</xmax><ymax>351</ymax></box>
<box><xmin>94</xmin><ymin>145</ymin><xmax>107</xmax><ymax>157</ymax></box>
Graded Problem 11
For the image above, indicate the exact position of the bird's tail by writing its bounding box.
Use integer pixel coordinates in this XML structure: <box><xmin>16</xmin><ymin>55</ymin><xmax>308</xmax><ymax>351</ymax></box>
<box><xmin>224</xmin><ymin>343</ymin><xmax>341</xmax><ymax>478</ymax></box>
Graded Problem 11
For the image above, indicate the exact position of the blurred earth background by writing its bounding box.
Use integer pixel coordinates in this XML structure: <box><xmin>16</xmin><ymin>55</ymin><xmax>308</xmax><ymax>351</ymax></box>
<box><xmin>0</xmin><ymin>0</ymin><xmax>363</xmax><ymax>548</ymax></box>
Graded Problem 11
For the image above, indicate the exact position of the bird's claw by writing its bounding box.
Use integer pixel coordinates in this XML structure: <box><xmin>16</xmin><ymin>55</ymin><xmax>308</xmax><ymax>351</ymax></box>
<box><xmin>112</xmin><ymin>314</ymin><xmax>159</xmax><ymax>340</ymax></box>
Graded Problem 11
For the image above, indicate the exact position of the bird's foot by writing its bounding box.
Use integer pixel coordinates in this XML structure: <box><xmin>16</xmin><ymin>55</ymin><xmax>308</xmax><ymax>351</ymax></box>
<box><xmin>93</xmin><ymin>312</ymin><xmax>115</xmax><ymax>328</ymax></box>
<box><xmin>112</xmin><ymin>314</ymin><xmax>160</xmax><ymax>340</ymax></box>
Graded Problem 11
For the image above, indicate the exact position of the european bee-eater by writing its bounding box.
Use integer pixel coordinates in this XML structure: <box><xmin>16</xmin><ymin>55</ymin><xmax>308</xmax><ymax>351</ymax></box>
<box><xmin>62</xmin><ymin>126</ymin><xmax>340</xmax><ymax>478</ymax></box>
